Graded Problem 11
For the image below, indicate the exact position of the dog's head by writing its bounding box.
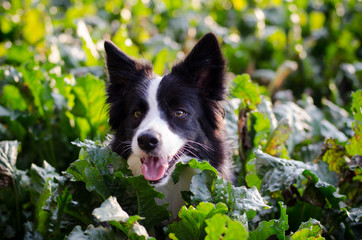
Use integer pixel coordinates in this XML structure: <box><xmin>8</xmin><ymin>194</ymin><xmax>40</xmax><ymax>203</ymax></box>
<box><xmin>105</xmin><ymin>33</ymin><xmax>227</xmax><ymax>184</ymax></box>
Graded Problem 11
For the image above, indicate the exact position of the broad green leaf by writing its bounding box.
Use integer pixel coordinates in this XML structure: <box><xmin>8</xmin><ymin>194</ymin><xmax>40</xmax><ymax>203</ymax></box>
<box><xmin>322</xmin><ymin>98</ymin><xmax>350</xmax><ymax>130</ymax></box>
<box><xmin>310</xmin><ymin>11</ymin><xmax>325</xmax><ymax>31</ymax></box>
<box><xmin>346</xmin><ymin>90</ymin><xmax>362</xmax><ymax>156</ymax></box>
<box><xmin>1</xmin><ymin>85</ymin><xmax>27</xmax><ymax>111</ymax></box>
<box><xmin>71</xmin><ymin>75</ymin><xmax>108</xmax><ymax>139</ymax></box>
<box><xmin>153</xmin><ymin>48</ymin><xmax>169</xmax><ymax>75</ymax></box>
<box><xmin>167</xmin><ymin>202</ymin><xmax>228</xmax><ymax>240</ymax></box>
<box><xmin>347</xmin><ymin>207</ymin><xmax>362</xmax><ymax>222</ymax></box>
<box><xmin>67</xmin><ymin>140</ymin><xmax>169</xmax><ymax>230</ymax></box>
<box><xmin>23</xmin><ymin>9</ymin><xmax>45</xmax><ymax>44</ymax></box>
<box><xmin>290</xmin><ymin>218</ymin><xmax>324</xmax><ymax>239</ymax></box>
<box><xmin>263</xmin><ymin>118</ymin><xmax>291</xmax><ymax>157</ymax></box>
<box><xmin>205</xmin><ymin>213</ymin><xmax>248</xmax><ymax>240</ymax></box>
<box><xmin>93</xmin><ymin>196</ymin><xmax>130</xmax><ymax>222</ymax></box>
<box><xmin>190</xmin><ymin>170</ymin><xmax>268</xmax><ymax>222</ymax></box>
<box><xmin>93</xmin><ymin>196</ymin><xmax>153</xmax><ymax>240</ymax></box>
<box><xmin>29</xmin><ymin>161</ymin><xmax>59</xmax><ymax>235</ymax></box>
<box><xmin>172</xmin><ymin>158</ymin><xmax>218</xmax><ymax>184</ymax></box>
<box><xmin>251</xmin><ymin>111</ymin><xmax>271</xmax><ymax>148</ymax></box>
<box><xmin>249</xmin><ymin>202</ymin><xmax>288</xmax><ymax>240</ymax></box>
<box><xmin>255</xmin><ymin>150</ymin><xmax>342</xmax><ymax>204</ymax></box>
<box><xmin>112</xmin><ymin>173</ymin><xmax>169</xmax><ymax>230</ymax></box>
<box><xmin>321</xmin><ymin>138</ymin><xmax>346</xmax><ymax>173</ymax></box>
<box><xmin>302</xmin><ymin>170</ymin><xmax>346</xmax><ymax>209</ymax></box>
<box><xmin>231</xmin><ymin>0</ymin><xmax>247</xmax><ymax>10</ymax></box>
<box><xmin>76</xmin><ymin>20</ymin><xmax>100</xmax><ymax>66</ymax></box>
<box><xmin>66</xmin><ymin>225</ymin><xmax>115</xmax><ymax>240</ymax></box>
<box><xmin>0</xmin><ymin>140</ymin><xmax>19</xmax><ymax>173</ymax></box>
<box><xmin>255</xmin><ymin>150</ymin><xmax>311</xmax><ymax>193</ymax></box>
<box><xmin>320</xmin><ymin>120</ymin><xmax>348</xmax><ymax>142</ymax></box>
<box><xmin>231</xmin><ymin>74</ymin><xmax>261</xmax><ymax>110</ymax></box>
<box><xmin>273</xmin><ymin>102</ymin><xmax>313</xmax><ymax>153</ymax></box>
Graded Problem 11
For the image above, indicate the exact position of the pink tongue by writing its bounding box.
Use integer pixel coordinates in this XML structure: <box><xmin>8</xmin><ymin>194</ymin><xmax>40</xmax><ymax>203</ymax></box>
<box><xmin>141</xmin><ymin>156</ymin><xmax>169</xmax><ymax>181</ymax></box>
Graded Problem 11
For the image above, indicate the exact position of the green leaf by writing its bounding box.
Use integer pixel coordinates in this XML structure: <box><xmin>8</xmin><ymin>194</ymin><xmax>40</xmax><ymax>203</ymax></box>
<box><xmin>346</xmin><ymin>90</ymin><xmax>362</xmax><ymax>156</ymax></box>
<box><xmin>167</xmin><ymin>202</ymin><xmax>228</xmax><ymax>240</ymax></box>
<box><xmin>263</xmin><ymin>118</ymin><xmax>291</xmax><ymax>157</ymax></box>
<box><xmin>321</xmin><ymin>138</ymin><xmax>347</xmax><ymax>173</ymax></box>
<box><xmin>302</xmin><ymin>170</ymin><xmax>346</xmax><ymax>209</ymax></box>
<box><xmin>249</xmin><ymin>202</ymin><xmax>289</xmax><ymax>240</ymax></box>
<box><xmin>66</xmin><ymin>140</ymin><xmax>129</xmax><ymax>199</ymax></box>
<box><xmin>93</xmin><ymin>196</ymin><xmax>131</xmax><ymax>222</ymax></box>
<box><xmin>255</xmin><ymin>150</ymin><xmax>344</xmax><ymax>207</ymax></box>
<box><xmin>0</xmin><ymin>141</ymin><xmax>19</xmax><ymax>173</ymax></box>
<box><xmin>153</xmin><ymin>48</ymin><xmax>169</xmax><ymax>75</ymax></box>
<box><xmin>1</xmin><ymin>85</ymin><xmax>27</xmax><ymax>111</ymax></box>
<box><xmin>205</xmin><ymin>213</ymin><xmax>248</xmax><ymax>240</ymax></box>
<box><xmin>66</xmin><ymin>225</ymin><xmax>115</xmax><ymax>240</ymax></box>
<box><xmin>172</xmin><ymin>158</ymin><xmax>218</xmax><ymax>184</ymax></box>
<box><xmin>28</xmin><ymin>161</ymin><xmax>60</xmax><ymax>235</ymax></box>
<box><xmin>23</xmin><ymin>9</ymin><xmax>46</xmax><ymax>44</ymax></box>
<box><xmin>347</xmin><ymin>207</ymin><xmax>362</xmax><ymax>222</ymax></box>
<box><xmin>190</xmin><ymin>170</ymin><xmax>268</xmax><ymax>222</ymax></box>
<box><xmin>71</xmin><ymin>75</ymin><xmax>108</xmax><ymax>139</ymax></box>
<box><xmin>255</xmin><ymin>150</ymin><xmax>311</xmax><ymax>193</ymax></box>
<box><xmin>290</xmin><ymin>218</ymin><xmax>324</xmax><ymax>239</ymax></box>
<box><xmin>112</xmin><ymin>174</ymin><xmax>169</xmax><ymax>230</ymax></box>
<box><xmin>231</xmin><ymin>74</ymin><xmax>261</xmax><ymax>110</ymax></box>
<box><xmin>67</xmin><ymin>140</ymin><xmax>169</xmax><ymax>230</ymax></box>
<box><xmin>251</xmin><ymin>111</ymin><xmax>271</xmax><ymax>149</ymax></box>
<box><xmin>93</xmin><ymin>196</ymin><xmax>153</xmax><ymax>240</ymax></box>
<box><xmin>273</xmin><ymin>102</ymin><xmax>313</xmax><ymax>153</ymax></box>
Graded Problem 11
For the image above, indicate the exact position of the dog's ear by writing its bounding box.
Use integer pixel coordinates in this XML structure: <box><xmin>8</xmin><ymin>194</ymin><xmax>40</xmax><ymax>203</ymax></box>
<box><xmin>104</xmin><ymin>40</ymin><xmax>152</xmax><ymax>85</ymax></box>
<box><xmin>172</xmin><ymin>33</ymin><xmax>226</xmax><ymax>100</ymax></box>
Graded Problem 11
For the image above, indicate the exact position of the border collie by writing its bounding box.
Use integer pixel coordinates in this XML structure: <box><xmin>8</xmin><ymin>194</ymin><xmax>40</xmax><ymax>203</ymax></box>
<box><xmin>104</xmin><ymin>33</ymin><xmax>232</xmax><ymax>217</ymax></box>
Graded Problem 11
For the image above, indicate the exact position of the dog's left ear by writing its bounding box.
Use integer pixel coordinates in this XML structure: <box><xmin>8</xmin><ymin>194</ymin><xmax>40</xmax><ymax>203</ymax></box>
<box><xmin>172</xmin><ymin>33</ymin><xmax>226</xmax><ymax>100</ymax></box>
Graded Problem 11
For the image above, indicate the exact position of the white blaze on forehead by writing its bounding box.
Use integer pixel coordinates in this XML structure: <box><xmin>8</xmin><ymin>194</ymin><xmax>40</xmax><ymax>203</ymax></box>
<box><xmin>131</xmin><ymin>76</ymin><xmax>186</xmax><ymax>158</ymax></box>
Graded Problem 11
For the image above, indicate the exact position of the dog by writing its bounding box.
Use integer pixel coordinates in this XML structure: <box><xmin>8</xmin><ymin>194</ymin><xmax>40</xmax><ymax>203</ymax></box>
<box><xmin>104</xmin><ymin>33</ymin><xmax>232</xmax><ymax>217</ymax></box>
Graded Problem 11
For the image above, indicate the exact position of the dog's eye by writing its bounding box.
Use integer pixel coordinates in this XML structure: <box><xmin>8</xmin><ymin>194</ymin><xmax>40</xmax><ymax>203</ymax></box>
<box><xmin>174</xmin><ymin>110</ymin><xmax>187</xmax><ymax>118</ymax></box>
<box><xmin>133</xmin><ymin>110</ymin><xmax>143</xmax><ymax>118</ymax></box>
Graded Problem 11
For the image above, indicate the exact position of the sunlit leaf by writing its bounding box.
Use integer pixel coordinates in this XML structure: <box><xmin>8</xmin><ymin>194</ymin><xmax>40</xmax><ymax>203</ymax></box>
<box><xmin>231</xmin><ymin>74</ymin><xmax>261</xmax><ymax>111</ymax></box>
<box><xmin>290</xmin><ymin>218</ymin><xmax>324</xmax><ymax>240</ymax></box>
<box><xmin>66</xmin><ymin>225</ymin><xmax>114</xmax><ymax>240</ymax></box>
<box><xmin>321</xmin><ymin>138</ymin><xmax>346</xmax><ymax>173</ymax></box>
<box><xmin>310</xmin><ymin>11</ymin><xmax>325</xmax><ymax>32</ymax></box>
<box><xmin>249</xmin><ymin>202</ymin><xmax>288</xmax><ymax>240</ymax></box>
<box><xmin>264</xmin><ymin>118</ymin><xmax>291</xmax><ymax>157</ymax></box>
<box><xmin>346</xmin><ymin>90</ymin><xmax>362</xmax><ymax>156</ymax></box>
<box><xmin>153</xmin><ymin>48</ymin><xmax>169</xmax><ymax>75</ymax></box>
<box><xmin>205</xmin><ymin>213</ymin><xmax>248</xmax><ymax>240</ymax></box>
<box><xmin>190</xmin><ymin>167</ymin><xmax>268</xmax><ymax>222</ymax></box>
<box><xmin>166</xmin><ymin>202</ymin><xmax>228</xmax><ymax>240</ymax></box>
<box><xmin>23</xmin><ymin>9</ymin><xmax>45</xmax><ymax>44</ymax></box>
<box><xmin>93</xmin><ymin>196</ymin><xmax>153</xmax><ymax>240</ymax></box>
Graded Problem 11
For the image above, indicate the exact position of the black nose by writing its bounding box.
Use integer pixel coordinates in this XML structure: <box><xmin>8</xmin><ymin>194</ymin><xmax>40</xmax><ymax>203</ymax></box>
<box><xmin>137</xmin><ymin>132</ymin><xmax>160</xmax><ymax>152</ymax></box>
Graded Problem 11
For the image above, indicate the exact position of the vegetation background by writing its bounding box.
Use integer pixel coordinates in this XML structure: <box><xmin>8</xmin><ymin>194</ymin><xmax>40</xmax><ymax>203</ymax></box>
<box><xmin>0</xmin><ymin>0</ymin><xmax>361</xmax><ymax>239</ymax></box>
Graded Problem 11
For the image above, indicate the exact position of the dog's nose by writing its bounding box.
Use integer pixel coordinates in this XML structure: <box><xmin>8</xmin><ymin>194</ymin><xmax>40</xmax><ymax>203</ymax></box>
<box><xmin>137</xmin><ymin>132</ymin><xmax>159</xmax><ymax>152</ymax></box>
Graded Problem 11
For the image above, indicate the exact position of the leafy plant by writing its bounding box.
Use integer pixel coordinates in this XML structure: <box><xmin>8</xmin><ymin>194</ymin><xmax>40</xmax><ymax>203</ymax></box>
<box><xmin>1</xmin><ymin>0</ymin><xmax>361</xmax><ymax>239</ymax></box>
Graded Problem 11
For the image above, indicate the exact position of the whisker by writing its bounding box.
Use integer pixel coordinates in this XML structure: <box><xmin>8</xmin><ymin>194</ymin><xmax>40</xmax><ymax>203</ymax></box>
<box><xmin>186</xmin><ymin>140</ymin><xmax>214</xmax><ymax>151</ymax></box>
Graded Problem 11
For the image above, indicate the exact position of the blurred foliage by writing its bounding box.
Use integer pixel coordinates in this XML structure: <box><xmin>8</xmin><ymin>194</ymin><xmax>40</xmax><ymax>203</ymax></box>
<box><xmin>0</xmin><ymin>0</ymin><xmax>361</xmax><ymax>239</ymax></box>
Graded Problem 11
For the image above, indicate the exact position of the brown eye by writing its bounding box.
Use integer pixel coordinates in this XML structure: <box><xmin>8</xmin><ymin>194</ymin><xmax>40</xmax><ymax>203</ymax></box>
<box><xmin>133</xmin><ymin>110</ymin><xmax>143</xmax><ymax>118</ymax></box>
<box><xmin>174</xmin><ymin>110</ymin><xmax>186</xmax><ymax>118</ymax></box>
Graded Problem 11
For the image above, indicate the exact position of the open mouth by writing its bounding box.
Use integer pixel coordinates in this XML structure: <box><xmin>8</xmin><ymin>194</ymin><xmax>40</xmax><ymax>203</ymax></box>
<box><xmin>141</xmin><ymin>154</ymin><xmax>180</xmax><ymax>184</ymax></box>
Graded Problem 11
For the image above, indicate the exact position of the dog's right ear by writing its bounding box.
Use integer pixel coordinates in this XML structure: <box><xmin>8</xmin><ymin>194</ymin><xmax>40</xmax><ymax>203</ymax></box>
<box><xmin>104</xmin><ymin>40</ymin><xmax>152</xmax><ymax>84</ymax></box>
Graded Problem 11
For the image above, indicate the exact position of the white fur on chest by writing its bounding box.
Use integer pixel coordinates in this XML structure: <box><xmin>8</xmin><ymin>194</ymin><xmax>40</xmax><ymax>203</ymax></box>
<box><xmin>127</xmin><ymin>154</ymin><xmax>199</xmax><ymax>218</ymax></box>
